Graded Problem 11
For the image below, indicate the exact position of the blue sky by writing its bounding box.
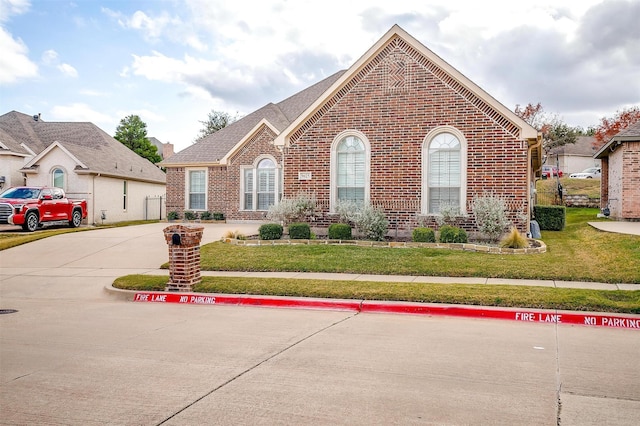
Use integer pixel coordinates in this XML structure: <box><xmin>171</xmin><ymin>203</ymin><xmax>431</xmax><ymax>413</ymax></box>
<box><xmin>2</xmin><ymin>0</ymin><xmax>639</xmax><ymax>153</ymax></box>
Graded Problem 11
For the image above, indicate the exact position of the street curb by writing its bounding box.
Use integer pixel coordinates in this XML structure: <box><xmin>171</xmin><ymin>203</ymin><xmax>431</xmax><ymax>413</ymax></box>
<box><xmin>104</xmin><ymin>285</ymin><xmax>640</xmax><ymax>329</ymax></box>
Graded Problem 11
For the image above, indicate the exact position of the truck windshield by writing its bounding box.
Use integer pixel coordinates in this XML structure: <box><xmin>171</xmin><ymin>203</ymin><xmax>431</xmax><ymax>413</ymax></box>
<box><xmin>0</xmin><ymin>188</ymin><xmax>41</xmax><ymax>199</ymax></box>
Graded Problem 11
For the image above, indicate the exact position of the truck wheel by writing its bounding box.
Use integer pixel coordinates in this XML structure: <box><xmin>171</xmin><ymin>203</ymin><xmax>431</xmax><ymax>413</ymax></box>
<box><xmin>22</xmin><ymin>211</ymin><xmax>39</xmax><ymax>232</ymax></box>
<box><xmin>69</xmin><ymin>210</ymin><xmax>82</xmax><ymax>228</ymax></box>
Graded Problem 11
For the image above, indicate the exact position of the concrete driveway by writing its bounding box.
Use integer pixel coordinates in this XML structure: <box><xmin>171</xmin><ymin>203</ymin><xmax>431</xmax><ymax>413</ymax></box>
<box><xmin>1</xmin><ymin>223</ymin><xmax>639</xmax><ymax>425</ymax></box>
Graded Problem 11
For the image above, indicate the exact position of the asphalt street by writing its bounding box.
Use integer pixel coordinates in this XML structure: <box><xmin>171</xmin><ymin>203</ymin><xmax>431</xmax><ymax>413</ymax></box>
<box><xmin>0</xmin><ymin>223</ymin><xmax>638</xmax><ymax>425</ymax></box>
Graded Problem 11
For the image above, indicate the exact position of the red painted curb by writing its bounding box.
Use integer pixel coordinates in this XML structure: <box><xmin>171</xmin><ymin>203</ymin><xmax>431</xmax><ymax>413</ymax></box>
<box><xmin>132</xmin><ymin>292</ymin><xmax>640</xmax><ymax>330</ymax></box>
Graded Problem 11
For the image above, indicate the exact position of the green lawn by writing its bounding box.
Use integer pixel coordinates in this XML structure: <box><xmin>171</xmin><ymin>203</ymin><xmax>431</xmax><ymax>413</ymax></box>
<box><xmin>113</xmin><ymin>208</ymin><xmax>640</xmax><ymax>314</ymax></box>
<box><xmin>197</xmin><ymin>208</ymin><xmax>639</xmax><ymax>284</ymax></box>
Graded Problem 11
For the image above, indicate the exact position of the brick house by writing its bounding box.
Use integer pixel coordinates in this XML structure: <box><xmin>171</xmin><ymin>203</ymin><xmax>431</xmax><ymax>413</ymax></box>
<box><xmin>595</xmin><ymin>119</ymin><xmax>640</xmax><ymax>221</ymax></box>
<box><xmin>162</xmin><ymin>25</ymin><xmax>542</xmax><ymax>235</ymax></box>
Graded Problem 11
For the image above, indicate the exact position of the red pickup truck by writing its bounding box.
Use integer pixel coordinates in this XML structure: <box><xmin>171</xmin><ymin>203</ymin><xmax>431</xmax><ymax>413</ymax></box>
<box><xmin>0</xmin><ymin>186</ymin><xmax>88</xmax><ymax>232</ymax></box>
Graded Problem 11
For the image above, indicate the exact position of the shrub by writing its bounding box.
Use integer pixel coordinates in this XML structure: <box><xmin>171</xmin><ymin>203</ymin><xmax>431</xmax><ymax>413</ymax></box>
<box><xmin>335</xmin><ymin>201</ymin><xmax>389</xmax><ymax>241</ymax></box>
<box><xmin>167</xmin><ymin>211</ymin><xmax>180</xmax><ymax>220</ymax></box>
<box><xmin>499</xmin><ymin>227</ymin><xmax>529</xmax><ymax>249</ymax></box>
<box><xmin>183</xmin><ymin>210</ymin><xmax>198</xmax><ymax>220</ymax></box>
<box><xmin>266</xmin><ymin>193</ymin><xmax>316</xmax><ymax>225</ymax></box>
<box><xmin>412</xmin><ymin>227</ymin><xmax>436</xmax><ymax>243</ymax></box>
<box><xmin>472</xmin><ymin>194</ymin><xmax>512</xmax><ymax>242</ymax></box>
<box><xmin>439</xmin><ymin>225</ymin><xmax>468</xmax><ymax>243</ymax></box>
<box><xmin>213</xmin><ymin>212</ymin><xmax>225</xmax><ymax>221</ymax></box>
<box><xmin>328</xmin><ymin>223</ymin><xmax>352</xmax><ymax>240</ymax></box>
<box><xmin>435</xmin><ymin>202</ymin><xmax>467</xmax><ymax>226</ymax></box>
<box><xmin>289</xmin><ymin>223</ymin><xmax>311</xmax><ymax>239</ymax></box>
<box><xmin>533</xmin><ymin>205</ymin><xmax>566</xmax><ymax>231</ymax></box>
<box><xmin>258</xmin><ymin>223</ymin><xmax>283</xmax><ymax>240</ymax></box>
<box><xmin>199</xmin><ymin>211</ymin><xmax>213</xmax><ymax>220</ymax></box>
<box><xmin>223</xmin><ymin>230</ymin><xmax>245</xmax><ymax>240</ymax></box>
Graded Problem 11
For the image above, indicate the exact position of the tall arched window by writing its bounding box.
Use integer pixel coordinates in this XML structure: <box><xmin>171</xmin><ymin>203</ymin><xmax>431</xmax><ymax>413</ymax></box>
<box><xmin>423</xmin><ymin>128</ymin><xmax>467</xmax><ymax>214</ymax></box>
<box><xmin>242</xmin><ymin>157</ymin><xmax>278</xmax><ymax>211</ymax></box>
<box><xmin>52</xmin><ymin>168</ymin><xmax>64</xmax><ymax>189</ymax></box>
<box><xmin>331</xmin><ymin>131</ymin><xmax>370</xmax><ymax>210</ymax></box>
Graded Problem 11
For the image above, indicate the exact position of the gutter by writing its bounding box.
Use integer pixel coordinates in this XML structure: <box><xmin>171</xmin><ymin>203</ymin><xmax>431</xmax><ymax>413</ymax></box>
<box><xmin>527</xmin><ymin>134</ymin><xmax>543</xmax><ymax>229</ymax></box>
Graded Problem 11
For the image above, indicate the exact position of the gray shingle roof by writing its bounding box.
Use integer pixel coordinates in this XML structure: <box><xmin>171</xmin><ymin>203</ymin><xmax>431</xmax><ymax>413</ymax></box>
<box><xmin>0</xmin><ymin>111</ymin><xmax>166</xmax><ymax>183</ymax></box>
<box><xmin>549</xmin><ymin>136</ymin><xmax>597</xmax><ymax>156</ymax></box>
<box><xmin>613</xmin><ymin>119</ymin><xmax>640</xmax><ymax>139</ymax></box>
<box><xmin>161</xmin><ymin>70</ymin><xmax>346</xmax><ymax>165</ymax></box>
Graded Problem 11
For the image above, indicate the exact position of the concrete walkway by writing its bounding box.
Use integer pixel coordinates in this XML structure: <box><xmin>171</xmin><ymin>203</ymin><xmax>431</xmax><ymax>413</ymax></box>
<box><xmin>589</xmin><ymin>220</ymin><xmax>640</xmax><ymax>236</ymax></box>
<box><xmin>140</xmin><ymin>269</ymin><xmax>639</xmax><ymax>291</ymax></box>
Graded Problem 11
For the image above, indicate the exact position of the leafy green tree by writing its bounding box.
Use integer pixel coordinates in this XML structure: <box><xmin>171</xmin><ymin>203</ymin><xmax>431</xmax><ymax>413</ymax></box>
<box><xmin>195</xmin><ymin>110</ymin><xmax>238</xmax><ymax>141</ymax></box>
<box><xmin>114</xmin><ymin>115</ymin><xmax>162</xmax><ymax>164</ymax></box>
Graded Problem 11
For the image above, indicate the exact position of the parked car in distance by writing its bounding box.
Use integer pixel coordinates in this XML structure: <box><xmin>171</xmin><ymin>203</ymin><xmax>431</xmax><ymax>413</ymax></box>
<box><xmin>541</xmin><ymin>165</ymin><xmax>563</xmax><ymax>179</ymax></box>
<box><xmin>569</xmin><ymin>167</ymin><xmax>601</xmax><ymax>179</ymax></box>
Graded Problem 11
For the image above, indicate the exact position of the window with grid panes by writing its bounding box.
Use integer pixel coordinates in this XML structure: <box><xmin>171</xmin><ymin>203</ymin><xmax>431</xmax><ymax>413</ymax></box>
<box><xmin>188</xmin><ymin>170</ymin><xmax>206</xmax><ymax>210</ymax></box>
<box><xmin>337</xmin><ymin>136</ymin><xmax>365</xmax><ymax>203</ymax></box>
<box><xmin>427</xmin><ymin>132</ymin><xmax>461</xmax><ymax>213</ymax></box>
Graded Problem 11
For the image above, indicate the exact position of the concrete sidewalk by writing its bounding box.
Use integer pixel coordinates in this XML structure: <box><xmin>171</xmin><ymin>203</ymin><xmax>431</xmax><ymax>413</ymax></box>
<box><xmin>141</xmin><ymin>269</ymin><xmax>639</xmax><ymax>290</ymax></box>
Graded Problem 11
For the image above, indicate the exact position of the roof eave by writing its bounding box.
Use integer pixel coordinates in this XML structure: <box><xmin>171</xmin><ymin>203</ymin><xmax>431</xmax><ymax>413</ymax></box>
<box><xmin>276</xmin><ymin>25</ymin><xmax>538</xmax><ymax>147</ymax></box>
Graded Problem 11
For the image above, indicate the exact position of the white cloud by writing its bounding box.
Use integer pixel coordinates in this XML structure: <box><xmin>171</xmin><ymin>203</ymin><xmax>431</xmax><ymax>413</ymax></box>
<box><xmin>0</xmin><ymin>0</ymin><xmax>30</xmax><ymax>22</ymax></box>
<box><xmin>42</xmin><ymin>49</ymin><xmax>58</xmax><ymax>65</ymax></box>
<box><xmin>50</xmin><ymin>103</ymin><xmax>113</xmax><ymax>124</ymax></box>
<box><xmin>103</xmin><ymin>6</ymin><xmax>207</xmax><ymax>51</ymax></box>
<box><xmin>41</xmin><ymin>49</ymin><xmax>78</xmax><ymax>77</ymax></box>
<box><xmin>57</xmin><ymin>63</ymin><xmax>78</xmax><ymax>78</ymax></box>
<box><xmin>115</xmin><ymin>108</ymin><xmax>165</xmax><ymax>123</ymax></box>
<box><xmin>0</xmin><ymin>27</ymin><xmax>37</xmax><ymax>83</ymax></box>
<box><xmin>79</xmin><ymin>89</ymin><xmax>110</xmax><ymax>97</ymax></box>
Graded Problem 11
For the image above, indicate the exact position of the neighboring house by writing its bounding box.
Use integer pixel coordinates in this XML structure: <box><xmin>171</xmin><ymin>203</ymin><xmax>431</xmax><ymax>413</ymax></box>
<box><xmin>548</xmin><ymin>136</ymin><xmax>600</xmax><ymax>175</ymax></box>
<box><xmin>0</xmin><ymin>111</ymin><xmax>167</xmax><ymax>224</ymax></box>
<box><xmin>148</xmin><ymin>137</ymin><xmax>175</xmax><ymax>160</ymax></box>
<box><xmin>595</xmin><ymin>119</ymin><xmax>640</xmax><ymax>221</ymax></box>
<box><xmin>162</xmin><ymin>25</ymin><xmax>542</xmax><ymax>235</ymax></box>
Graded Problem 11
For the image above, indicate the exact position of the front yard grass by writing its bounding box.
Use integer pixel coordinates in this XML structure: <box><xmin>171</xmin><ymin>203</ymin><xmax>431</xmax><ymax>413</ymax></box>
<box><xmin>112</xmin><ymin>275</ymin><xmax>640</xmax><ymax>314</ymax></box>
<box><xmin>113</xmin><ymin>208</ymin><xmax>640</xmax><ymax>314</ymax></box>
<box><xmin>197</xmin><ymin>208</ymin><xmax>638</xmax><ymax>284</ymax></box>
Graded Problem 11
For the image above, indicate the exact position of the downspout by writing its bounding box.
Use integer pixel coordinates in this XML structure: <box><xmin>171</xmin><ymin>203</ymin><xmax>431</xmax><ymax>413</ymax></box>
<box><xmin>527</xmin><ymin>134</ymin><xmax>543</xmax><ymax>236</ymax></box>
<box><xmin>92</xmin><ymin>174</ymin><xmax>96</xmax><ymax>225</ymax></box>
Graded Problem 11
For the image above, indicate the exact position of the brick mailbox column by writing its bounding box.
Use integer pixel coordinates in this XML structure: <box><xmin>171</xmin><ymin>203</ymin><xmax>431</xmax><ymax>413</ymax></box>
<box><xmin>163</xmin><ymin>224</ymin><xmax>204</xmax><ymax>292</ymax></box>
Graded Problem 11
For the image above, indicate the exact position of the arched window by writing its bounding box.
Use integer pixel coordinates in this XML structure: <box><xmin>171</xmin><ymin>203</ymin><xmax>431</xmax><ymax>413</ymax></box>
<box><xmin>331</xmin><ymin>131</ymin><xmax>370</xmax><ymax>210</ymax></box>
<box><xmin>52</xmin><ymin>168</ymin><xmax>64</xmax><ymax>189</ymax></box>
<box><xmin>423</xmin><ymin>128</ymin><xmax>467</xmax><ymax>214</ymax></box>
<box><xmin>242</xmin><ymin>157</ymin><xmax>279</xmax><ymax>211</ymax></box>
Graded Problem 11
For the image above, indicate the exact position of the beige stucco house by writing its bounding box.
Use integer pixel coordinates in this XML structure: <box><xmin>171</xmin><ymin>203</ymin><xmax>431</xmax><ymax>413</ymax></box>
<box><xmin>0</xmin><ymin>111</ymin><xmax>166</xmax><ymax>224</ymax></box>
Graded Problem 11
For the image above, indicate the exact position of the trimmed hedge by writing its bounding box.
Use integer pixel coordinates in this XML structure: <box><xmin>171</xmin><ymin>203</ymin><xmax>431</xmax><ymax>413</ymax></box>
<box><xmin>439</xmin><ymin>225</ymin><xmax>468</xmax><ymax>243</ymax></box>
<box><xmin>412</xmin><ymin>227</ymin><xmax>436</xmax><ymax>243</ymax></box>
<box><xmin>259</xmin><ymin>223</ymin><xmax>283</xmax><ymax>240</ymax></box>
<box><xmin>289</xmin><ymin>223</ymin><xmax>311</xmax><ymax>239</ymax></box>
<box><xmin>534</xmin><ymin>205</ymin><xmax>566</xmax><ymax>231</ymax></box>
<box><xmin>328</xmin><ymin>223</ymin><xmax>352</xmax><ymax>240</ymax></box>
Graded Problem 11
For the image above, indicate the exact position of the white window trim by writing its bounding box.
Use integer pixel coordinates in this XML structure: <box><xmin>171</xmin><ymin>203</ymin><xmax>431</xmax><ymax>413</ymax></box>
<box><xmin>330</xmin><ymin>130</ymin><xmax>371</xmax><ymax>213</ymax></box>
<box><xmin>50</xmin><ymin>166</ymin><xmax>66</xmax><ymax>190</ymax></box>
<box><xmin>240</xmin><ymin>155</ymin><xmax>280</xmax><ymax>211</ymax></box>
<box><xmin>421</xmin><ymin>126</ymin><xmax>468</xmax><ymax>215</ymax></box>
<box><xmin>185</xmin><ymin>167</ymin><xmax>208</xmax><ymax>211</ymax></box>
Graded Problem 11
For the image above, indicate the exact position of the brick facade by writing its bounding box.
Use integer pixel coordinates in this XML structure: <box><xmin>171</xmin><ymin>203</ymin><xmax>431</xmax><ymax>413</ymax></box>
<box><xmin>163</xmin><ymin>28</ymin><xmax>538</xmax><ymax>234</ymax></box>
<box><xmin>622</xmin><ymin>142</ymin><xmax>640</xmax><ymax>219</ymax></box>
<box><xmin>284</xmin><ymin>38</ymin><xmax>529</xmax><ymax>233</ymax></box>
